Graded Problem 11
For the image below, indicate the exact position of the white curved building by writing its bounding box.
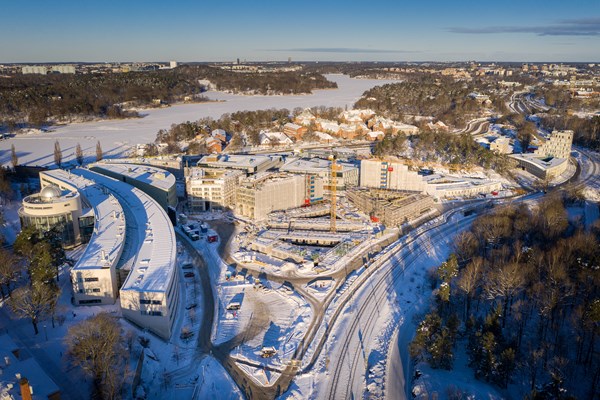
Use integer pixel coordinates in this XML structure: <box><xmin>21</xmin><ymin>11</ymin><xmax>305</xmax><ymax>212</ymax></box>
<box><xmin>38</xmin><ymin>169</ymin><xmax>178</xmax><ymax>339</ymax></box>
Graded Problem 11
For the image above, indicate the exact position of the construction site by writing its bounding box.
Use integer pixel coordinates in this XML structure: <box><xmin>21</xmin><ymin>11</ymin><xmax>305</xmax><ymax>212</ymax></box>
<box><xmin>226</xmin><ymin>156</ymin><xmax>436</xmax><ymax>277</ymax></box>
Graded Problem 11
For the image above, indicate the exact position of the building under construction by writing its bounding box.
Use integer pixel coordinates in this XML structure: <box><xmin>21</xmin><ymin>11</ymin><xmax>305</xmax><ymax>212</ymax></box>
<box><xmin>347</xmin><ymin>188</ymin><xmax>435</xmax><ymax>227</ymax></box>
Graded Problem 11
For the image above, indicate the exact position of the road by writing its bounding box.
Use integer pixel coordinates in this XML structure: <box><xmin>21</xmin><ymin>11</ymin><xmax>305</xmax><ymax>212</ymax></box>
<box><xmin>325</xmin><ymin>211</ymin><xmax>477</xmax><ymax>399</ymax></box>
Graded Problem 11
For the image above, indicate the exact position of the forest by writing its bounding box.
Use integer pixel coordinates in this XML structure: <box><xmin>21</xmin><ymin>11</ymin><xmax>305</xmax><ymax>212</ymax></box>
<box><xmin>410</xmin><ymin>193</ymin><xmax>600</xmax><ymax>399</ymax></box>
<box><xmin>532</xmin><ymin>87</ymin><xmax>600</xmax><ymax>150</ymax></box>
<box><xmin>374</xmin><ymin>130</ymin><xmax>511</xmax><ymax>172</ymax></box>
<box><xmin>0</xmin><ymin>66</ymin><xmax>335</xmax><ymax>130</ymax></box>
<box><xmin>354</xmin><ymin>75</ymin><xmax>502</xmax><ymax>128</ymax></box>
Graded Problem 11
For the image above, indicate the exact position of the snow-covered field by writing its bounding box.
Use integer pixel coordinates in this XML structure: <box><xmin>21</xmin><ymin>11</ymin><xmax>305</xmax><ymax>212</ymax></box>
<box><xmin>0</xmin><ymin>75</ymin><xmax>394</xmax><ymax>167</ymax></box>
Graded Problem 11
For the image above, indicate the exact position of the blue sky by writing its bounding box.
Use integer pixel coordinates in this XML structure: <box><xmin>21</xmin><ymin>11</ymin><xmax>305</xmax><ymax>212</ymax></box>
<box><xmin>1</xmin><ymin>0</ymin><xmax>599</xmax><ymax>62</ymax></box>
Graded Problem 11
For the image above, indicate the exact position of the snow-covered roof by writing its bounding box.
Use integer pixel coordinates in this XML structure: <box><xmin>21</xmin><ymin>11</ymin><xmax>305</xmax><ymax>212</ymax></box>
<box><xmin>90</xmin><ymin>163</ymin><xmax>175</xmax><ymax>192</ymax></box>
<box><xmin>0</xmin><ymin>334</ymin><xmax>60</xmax><ymax>400</ymax></box>
<box><xmin>280</xmin><ymin>158</ymin><xmax>357</xmax><ymax>174</ymax></box>
<box><xmin>41</xmin><ymin>170</ymin><xmax>125</xmax><ymax>272</ymax></box>
<box><xmin>71</xmin><ymin>169</ymin><xmax>176</xmax><ymax>294</ymax></box>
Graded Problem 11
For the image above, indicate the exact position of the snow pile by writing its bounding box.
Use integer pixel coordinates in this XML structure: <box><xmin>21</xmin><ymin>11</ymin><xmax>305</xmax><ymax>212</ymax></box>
<box><xmin>582</xmin><ymin>187</ymin><xmax>600</xmax><ymax>202</ymax></box>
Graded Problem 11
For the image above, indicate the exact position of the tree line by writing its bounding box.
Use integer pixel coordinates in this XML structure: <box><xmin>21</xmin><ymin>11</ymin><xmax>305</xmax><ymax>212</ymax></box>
<box><xmin>0</xmin><ymin>66</ymin><xmax>335</xmax><ymax>130</ymax></box>
<box><xmin>410</xmin><ymin>194</ymin><xmax>600</xmax><ymax>399</ymax></box>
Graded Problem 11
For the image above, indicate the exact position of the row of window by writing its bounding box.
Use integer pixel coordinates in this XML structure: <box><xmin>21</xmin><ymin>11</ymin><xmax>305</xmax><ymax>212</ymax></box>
<box><xmin>141</xmin><ymin>310</ymin><xmax>163</xmax><ymax>316</ymax></box>
<box><xmin>78</xmin><ymin>288</ymin><xmax>101</xmax><ymax>293</ymax></box>
<box><xmin>140</xmin><ymin>299</ymin><xmax>162</xmax><ymax>305</ymax></box>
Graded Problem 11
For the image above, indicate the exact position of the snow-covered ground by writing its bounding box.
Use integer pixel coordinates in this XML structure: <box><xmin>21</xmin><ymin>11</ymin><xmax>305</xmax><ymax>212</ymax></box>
<box><xmin>0</xmin><ymin>75</ymin><xmax>393</xmax><ymax>167</ymax></box>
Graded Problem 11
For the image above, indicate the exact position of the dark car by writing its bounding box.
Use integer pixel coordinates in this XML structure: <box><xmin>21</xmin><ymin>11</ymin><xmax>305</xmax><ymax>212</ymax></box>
<box><xmin>184</xmin><ymin>272</ymin><xmax>195</xmax><ymax>278</ymax></box>
<box><xmin>182</xmin><ymin>263</ymin><xmax>193</xmax><ymax>270</ymax></box>
<box><xmin>185</xmin><ymin>303</ymin><xmax>197</xmax><ymax>310</ymax></box>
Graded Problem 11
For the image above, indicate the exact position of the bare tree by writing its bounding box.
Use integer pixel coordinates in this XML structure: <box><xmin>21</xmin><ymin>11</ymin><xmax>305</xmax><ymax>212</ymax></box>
<box><xmin>8</xmin><ymin>283</ymin><xmax>56</xmax><ymax>334</ymax></box>
<box><xmin>75</xmin><ymin>143</ymin><xmax>84</xmax><ymax>166</ymax></box>
<box><xmin>10</xmin><ymin>144</ymin><xmax>18</xmax><ymax>168</ymax></box>
<box><xmin>0</xmin><ymin>248</ymin><xmax>20</xmax><ymax>298</ymax></box>
<box><xmin>96</xmin><ymin>141</ymin><xmax>103</xmax><ymax>162</ymax></box>
<box><xmin>54</xmin><ymin>140</ymin><xmax>62</xmax><ymax>167</ymax></box>
<box><xmin>453</xmin><ymin>231</ymin><xmax>478</xmax><ymax>265</ymax></box>
<box><xmin>457</xmin><ymin>256</ymin><xmax>483</xmax><ymax>319</ymax></box>
<box><xmin>485</xmin><ymin>262</ymin><xmax>526</xmax><ymax>327</ymax></box>
<box><xmin>65</xmin><ymin>313</ymin><xmax>128</xmax><ymax>399</ymax></box>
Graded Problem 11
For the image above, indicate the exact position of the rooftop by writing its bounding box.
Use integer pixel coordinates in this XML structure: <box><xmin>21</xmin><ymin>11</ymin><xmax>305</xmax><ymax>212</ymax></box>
<box><xmin>42</xmin><ymin>170</ymin><xmax>125</xmax><ymax>271</ymax></box>
<box><xmin>91</xmin><ymin>162</ymin><xmax>176</xmax><ymax>192</ymax></box>
<box><xmin>281</xmin><ymin>157</ymin><xmax>357</xmax><ymax>174</ymax></box>
<box><xmin>71</xmin><ymin>169</ymin><xmax>176</xmax><ymax>293</ymax></box>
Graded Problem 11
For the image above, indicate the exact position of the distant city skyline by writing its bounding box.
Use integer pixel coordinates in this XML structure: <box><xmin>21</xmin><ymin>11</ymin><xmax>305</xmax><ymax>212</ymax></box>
<box><xmin>1</xmin><ymin>0</ymin><xmax>599</xmax><ymax>63</ymax></box>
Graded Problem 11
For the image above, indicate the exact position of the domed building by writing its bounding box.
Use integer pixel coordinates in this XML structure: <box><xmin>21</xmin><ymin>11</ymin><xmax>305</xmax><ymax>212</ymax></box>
<box><xmin>19</xmin><ymin>184</ymin><xmax>84</xmax><ymax>247</ymax></box>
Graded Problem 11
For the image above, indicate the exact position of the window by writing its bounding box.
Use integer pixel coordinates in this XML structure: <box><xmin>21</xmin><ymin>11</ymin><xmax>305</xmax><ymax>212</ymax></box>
<box><xmin>152</xmin><ymin>300</ymin><xmax>162</xmax><ymax>305</ymax></box>
<box><xmin>84</xmin><ymin>277</ymin><xmax>99</xmax><ymax>282</ymax></box>
<box><xmin>79</xmin><ymin>299</ymin><xmax>101</xmax><ymax>305</ymax></box>
<box><xmin>92</xmin><ymin>288</ymin><xmax>101</xmax><ymax>293</ymax></box>
<box><xmin>141</xmin><ymin>310</ymin><xmax>163</xmax><ymax>316</ymax></box>
<box><xmin>140</xmin><ymin>299</ymin><xmax>152</xmax><ymax>304</ymax></box>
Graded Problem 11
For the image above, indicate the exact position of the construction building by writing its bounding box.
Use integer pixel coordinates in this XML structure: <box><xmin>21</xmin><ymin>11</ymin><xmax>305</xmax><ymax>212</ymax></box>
<box><xmin>280</xmin><ymin>157</ymin><xmax>359</xmax><ymax>190</ymax></box>
<box><xmin>360</xmin><ymin>159</ymin><xmax>429</xmax><ymax>193</ymax></box>
<box><xmin>534</xmin><ymin>130</ymin><xmax>574</xmax><ymax>159</ymax></box>
<box><xmin>196</xmin><ymin>154</ymin><xmax>283</xmax><ymax>175</ymax></box>
<box><xmin>185</xmin><ymin>167</ymin><xmax>243</xmax><ymax>211</ymax></box>
<box><xmin>347</xmin><ymin>188</ymin><xmax>435</xmax><ymax>227</ymax></box>
<box><xmin>236</xmin><ymin>173</ymin><xmax>324</xmax><ymax>221</ymax></box>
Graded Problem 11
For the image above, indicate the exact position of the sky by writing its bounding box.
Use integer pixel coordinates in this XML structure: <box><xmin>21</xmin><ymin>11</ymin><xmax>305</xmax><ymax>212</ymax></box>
<box><xmin>1</xmin><ymin>0</ymin><xmax>599</xmax><ymax>63</ymax></box>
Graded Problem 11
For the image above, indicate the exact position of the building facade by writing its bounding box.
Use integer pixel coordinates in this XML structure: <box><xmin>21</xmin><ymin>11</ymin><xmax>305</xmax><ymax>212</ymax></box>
<box><xmin>347</xmin><ymin>188</ymin><xmax>435</xmax><ymax>226</ymax></box>
<box><xmin>360</xmin><ymin>159</ymin><xmax>429</xmax><ymax>193</ymax></box>
<box><xmin>280</xmin><ymin>158</ymin><xmax>359</xmax><ymax>191</ymax></box>
<box><xmin>19</xmin><ymin>185</ymin><xmax>84</xmax><ymax>247</ymax></box>
<box><xmin>236</xmin><ymin>173</ymin><xmax>324</xmax><ymax>220</ymax></box>
<box><xmin>90</xmin><ymin>163</ymin><xmax>177</xmax><ymax>212</ymax></box>
<box><xmin>535</xmin><ymin>130</ymin><xmax>574</xmax><ymax>159</ymax></box>
<box><xmin>185</xmin><ymin>167</ymin><xmax>243</xmax><ymax>211</ymax></box>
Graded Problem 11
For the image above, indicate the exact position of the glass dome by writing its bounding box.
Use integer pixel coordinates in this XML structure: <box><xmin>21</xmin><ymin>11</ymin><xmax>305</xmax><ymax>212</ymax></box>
<box><xmin>40</xmin><ymin>185</ymin><xmax>62</xmax><ymax>200</ymax></box>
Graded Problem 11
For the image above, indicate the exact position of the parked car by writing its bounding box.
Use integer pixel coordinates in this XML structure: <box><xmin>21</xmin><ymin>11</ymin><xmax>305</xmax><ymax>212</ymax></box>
<box><xmin>184</xmin><ymin>272</ymin><xmax>195</xmax><ymax>278</ymax></box>
<box><xmin>185</xmin><ymin>303</ymin><xmax>197</xmax><ymax>310</ymax></box>
<box><xmin>182</xmin><ymin>263</ymin><xmax>193</xmax><ymax>270</ymax></box>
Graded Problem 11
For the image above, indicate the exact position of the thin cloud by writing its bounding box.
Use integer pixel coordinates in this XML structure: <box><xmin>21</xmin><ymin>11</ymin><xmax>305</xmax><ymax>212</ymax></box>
<box><xmin>447</xmin><ymin>17</ymin><xmax>600</xmax><ymax>36</ymax></box>
<box><xmin>264</xmin><ymin>47</ymin><xmax>419</xmax><ymax>53</ymax></box>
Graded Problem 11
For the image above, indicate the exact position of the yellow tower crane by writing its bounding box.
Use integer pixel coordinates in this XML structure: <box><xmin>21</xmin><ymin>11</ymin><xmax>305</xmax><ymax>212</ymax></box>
<box><xmin>329</xmin><ymin>155</ymin><xmax>339</xmax><ymax>233</ymax></box>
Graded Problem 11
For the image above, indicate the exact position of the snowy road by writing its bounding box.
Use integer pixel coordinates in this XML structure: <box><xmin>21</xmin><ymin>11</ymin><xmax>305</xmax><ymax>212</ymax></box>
<box><xmin>0</xmin><ymin>75</ymin><xmax>394</xmax><ymax>167</ymax></box>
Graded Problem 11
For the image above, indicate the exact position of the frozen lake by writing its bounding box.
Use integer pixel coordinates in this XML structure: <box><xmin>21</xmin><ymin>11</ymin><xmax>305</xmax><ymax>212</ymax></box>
<box><xmin>0</xmin><ymin>75</ymin><xmax>395</xmax><ymax>167</ymax></box>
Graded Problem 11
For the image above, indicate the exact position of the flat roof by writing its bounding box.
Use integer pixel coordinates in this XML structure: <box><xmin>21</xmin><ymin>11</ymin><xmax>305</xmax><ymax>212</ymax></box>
<box><xmin>198</xmin><ymin>154</ymin><xmax>279</xmax><ymax>169</ymax></box>
<box><xmin>71</xmin><ymin>169</ymin><xmax>176</xmax><ymax>293</ymax></box>
<box><xmin>42</xmin><ymin>170</ymin><xmax>125</xmax><ymax>272</ymax></box>
<box><xmin>91</xmin><ymin>162</ymin><xmax>176</xmax><ymax>192</ymax></box>
<box><xmin>281</xmin><ymin>158</ymin><xmax>357</xmax><ymax>174</ymax></box>
<box><xmin>510</xmin><ymin>153</ymin><xmax>568</xmax><ymax>169</ymax></box>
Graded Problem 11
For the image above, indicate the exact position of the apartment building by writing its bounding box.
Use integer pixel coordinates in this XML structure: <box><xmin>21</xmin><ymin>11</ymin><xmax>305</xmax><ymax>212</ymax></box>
<box><xmin>535</xmin><ymin>130</ymin><xmax>574</xmax><ymax>159</ymax></box>
<box><xmin>185</xmin><ymin>167</ymin><xmax>243</xmax><ymax>211</ymax></box>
